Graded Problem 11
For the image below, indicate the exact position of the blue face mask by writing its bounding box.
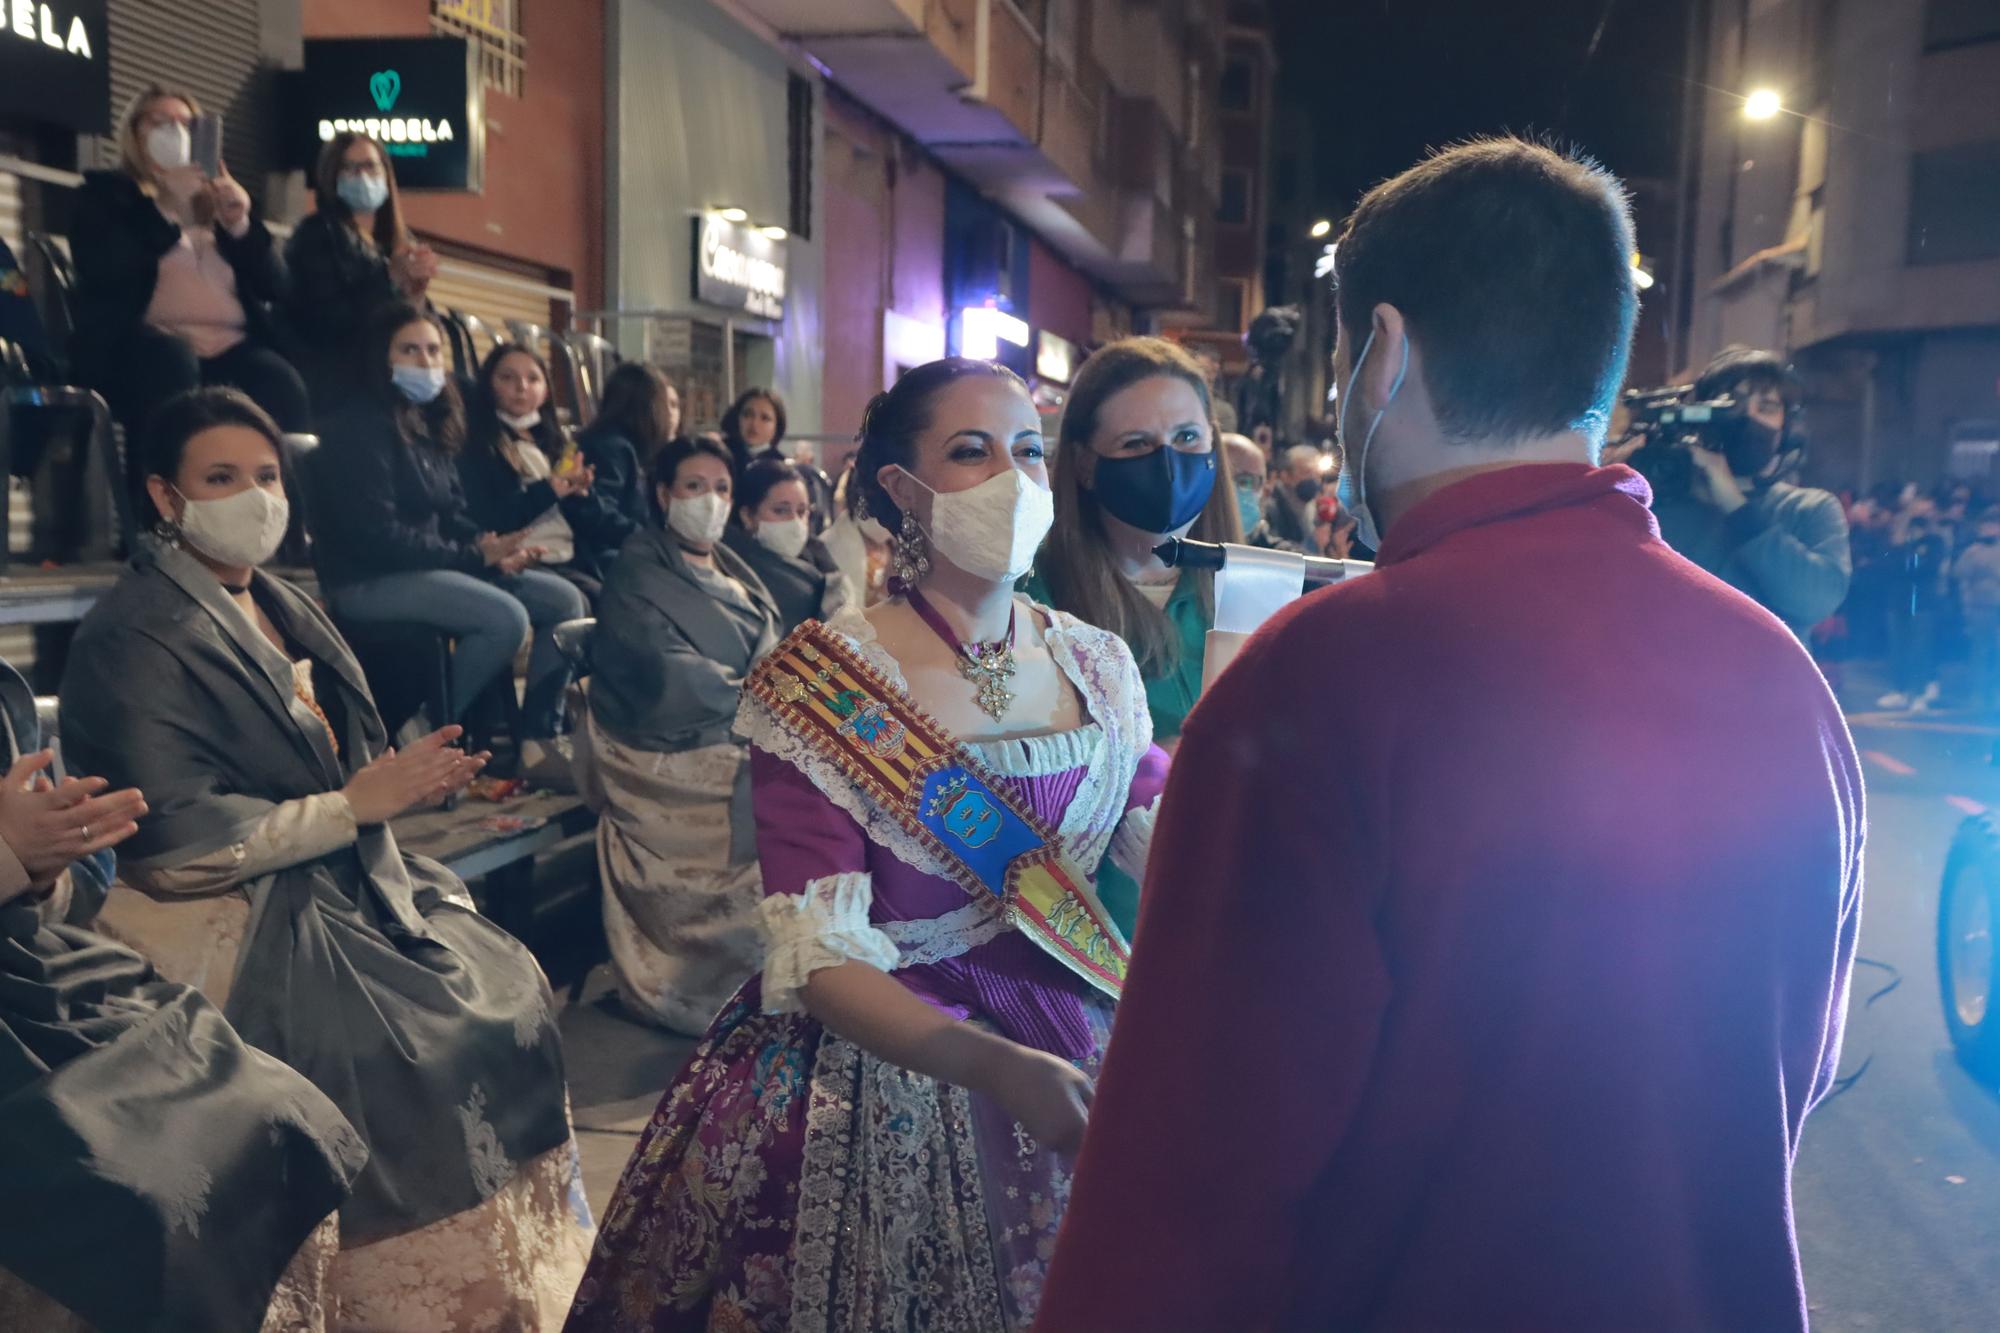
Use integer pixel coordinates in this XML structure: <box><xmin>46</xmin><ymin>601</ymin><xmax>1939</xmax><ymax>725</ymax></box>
<box><xmin>337</xmin><ymin>172</ymin><xmax>390</xmax><ymax>213</ymax></box>
<box><xmin>1234</xmin><ymin>479</ymin><xmax>1264</xmax><ymax>534</ymax></box>
<box><xmin>1334</xmin><ymin>326</ymin><xmax>1409</xmax><ymax>553</ymax></box>
<box><xmin>392</xmin><ymin>363</ymin><xmax>447</xmax><ymax>404</ymax></box>
<box><xmin>1092</xmin><ymin>444</ymin><xmax>1217</xmax><ymax>535</ymax></box>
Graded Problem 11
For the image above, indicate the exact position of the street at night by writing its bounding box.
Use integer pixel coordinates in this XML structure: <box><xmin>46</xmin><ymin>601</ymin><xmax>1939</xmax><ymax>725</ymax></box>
<box><xmin>1797</xmin><ymin>703</ymin><xmax>2000</xmax><ymax>1331</ymax></box>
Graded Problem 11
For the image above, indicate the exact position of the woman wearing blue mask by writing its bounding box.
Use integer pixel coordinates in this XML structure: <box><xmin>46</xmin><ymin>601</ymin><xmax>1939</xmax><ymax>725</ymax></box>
<box><xmin>308</xmin><ymin>303</ymin><xmax>588</xmax><ymax>746</ymax></box>
<box><xmin>1024</xmin><ymin>335</ymin><xmax>1240</xmax><ymax>935</ymax></box>
<box><xmin>284</xmin><ymin>132</ymin><xmax>441</xmax><ymax>415</ymax></box>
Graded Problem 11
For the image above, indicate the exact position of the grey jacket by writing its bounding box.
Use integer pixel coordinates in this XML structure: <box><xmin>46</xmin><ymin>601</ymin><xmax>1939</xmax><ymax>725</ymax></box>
<box><xmin>1652</xmin><ymin>481</ymin><xmax>1852</xmax><ymax>638</ymax></box>
<box><xmin>590</xmin><ymin>527</ymin><xmax>782</xmax><ymax>753</ymax></box>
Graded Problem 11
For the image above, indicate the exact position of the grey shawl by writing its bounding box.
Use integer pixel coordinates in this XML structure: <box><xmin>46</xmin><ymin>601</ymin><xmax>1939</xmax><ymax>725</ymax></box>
<box><xmin>590</xmin><ymin>527</ymin><xmax>781</xmax><ymax>753</ymax></box>
<box><xmin>58</xmin><ymin>545</ymin><xmax>570</xmax><ymax>1244</ymax></box>
<box><xmin>0</xmin><ymin>656</ymin><xmax>366</xmax><ymax>1332</ymax></box>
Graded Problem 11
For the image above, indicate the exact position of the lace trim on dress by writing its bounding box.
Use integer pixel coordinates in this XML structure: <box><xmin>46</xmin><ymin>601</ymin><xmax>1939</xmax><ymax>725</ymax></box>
<box><xmin>757</xmin><ymin>872</ymin><xmax>901</xmax><ymax>1014</ymax></box>
<box><xmin>734</xmin><ymin>602</ymin><xmax>1150</xmax><ymax>892</ymax></box>
<box><xmin>1108</xmin><ymin>795</ymin><xmax>1161</xmax><ymax>883</ymax></box>
<box><xmin>963</xmin><ymin>724</ymin><xmax>1103</xmax><ymax>778</ymax></box>
<box><xmin>881</xmin><ymin>897</ymin><xmax>1012</xmax><ymax>968</ymax></box>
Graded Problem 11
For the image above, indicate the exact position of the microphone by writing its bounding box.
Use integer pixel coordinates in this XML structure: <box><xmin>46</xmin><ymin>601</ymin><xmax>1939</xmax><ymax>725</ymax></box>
<box><xmin>1153</xmin><ymin>537</ymin><xmax>1369</xmax><ymax>586</ymax></box>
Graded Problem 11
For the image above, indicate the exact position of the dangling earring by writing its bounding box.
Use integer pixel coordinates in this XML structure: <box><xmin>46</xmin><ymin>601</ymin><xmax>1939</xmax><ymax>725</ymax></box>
<box><xmin>893</xmin><ymin>508</ymin><xmax>931</xmax><ymax>586</ymax></box>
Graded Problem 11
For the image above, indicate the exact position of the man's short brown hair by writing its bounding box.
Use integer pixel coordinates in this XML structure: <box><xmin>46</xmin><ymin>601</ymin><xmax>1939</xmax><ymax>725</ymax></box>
<box><xmin>1335</xmin><ymin>136</ymin><xmax>1638</xmax><ymax>445</ymax></box>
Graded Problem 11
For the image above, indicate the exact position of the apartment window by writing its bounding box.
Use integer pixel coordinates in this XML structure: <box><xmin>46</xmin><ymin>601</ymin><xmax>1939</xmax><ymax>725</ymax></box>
<box><xmin>1218</xmin><ymin>169</ymin><xmax>1251</xmax><ymax>225</ymax></box>
<box><xmin>431</xmin><ymin>0</ymin><xmax>526</xmax><ymax>99</ymax></box>
<box><xmin>1219</xmin><ymin>55</ymin><xmax>1254</xmax><ymax>113</ymax></box>
<box><xmin>1923</xmin><ymin>0</ymin><xmax>2000</xmax><ymax>50</ymax></box>
<box><xmin>788</xmin><ymin>74</ymin><xmax>815</xmax><ymax>241</ymax></box>
<box><xmin>1908</xmin><ymin>141</ymin><xmax>2000</xmax><ymax>264</ymax></box>
<box><xmin>1216</xmin><ymin>278</ymin><xmax>1248</xmax><ymax>332</ymax></box>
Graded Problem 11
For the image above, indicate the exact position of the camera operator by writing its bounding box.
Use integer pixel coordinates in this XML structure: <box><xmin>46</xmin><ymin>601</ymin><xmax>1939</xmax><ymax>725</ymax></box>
<box><xmin>1643</xmin><ymin>347</ymin><xmax>1851</xmax><ymax>639</ymax></box>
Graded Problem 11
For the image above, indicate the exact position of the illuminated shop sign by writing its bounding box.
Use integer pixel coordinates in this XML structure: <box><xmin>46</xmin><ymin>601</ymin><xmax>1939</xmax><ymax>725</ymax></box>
<box><xmin>695</xmin><ymin>212</ymin><xmax>788</xmax><ymax>320</ymax></box>
<box><xmin>0</xmin><ymin>0</ymin><xmax>108</xmax><ymax>133</ymax></box>
<box><xmin>960</xmin><ymin>306</ymin><xmax>1029</xmax><ymax>361</ymax></box>
<box><xmin>291</xmin><ymin>37</ymin><xmax>484</xmax><ymax>191</ymax></box>
<box><xmin>1036</xmin><ymin>330</ymin><xmax>1078</xmax><ymax>384</ymax></box>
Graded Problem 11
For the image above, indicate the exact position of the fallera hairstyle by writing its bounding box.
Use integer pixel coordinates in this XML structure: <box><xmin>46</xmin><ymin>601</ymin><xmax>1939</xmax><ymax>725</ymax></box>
<box><xmin>1039</xmin><ymin>336</ymin><xmax>1242</xmax><ymax>677</ymax></box>
<box><xmin>1334</xmin><ymin>135</ymin><xmax>1638</xmax><ymax>445</ymax></box>
<box><xmin>144</xmin><ymin>387</ymin><xmax>282</xmax><ymax>522</ymax></box>
<box><xmin>850</xmin><ymin>357</ymin><xmax>1028</xmax><ymax>533</ymax></box>
<box><xmin>468</xmin><ymin>343</ymin><xmax>568</xmax><ymax>463</ymax></box>
<box><xmin>117</xmin><ymin>84</ymin><xmax>200</xmax><ymax>185</ymax></box>
<box><xmin>595</xmin><ymin>362</ymin><xmax>679</xmax><ymax>467</ymax></box>
<box><xmin>651</xmin><ymin>435</ymin><xmax>736</xmax><ymax>494</ymax></box>
<box><xmin>735</xmin><ymin>458</ymin><xmax>808</xmax><ymax>528</ymax></box>
<box><xmin>1695</xmin><ymin>346</ymin><xmax>1797</xmax><ymax>405</ymax></box>
<box><xmin>313</xmin><ymin>132</ymin><xmax>412</xmax><ymax>255</ymax></box>
<box><xmin>721</xmin><ymin>386</ymin><xmax>788</xmax><ymax>450</ymax></box>
<box><xmin>366</xmin><ymin>300</ymin><xmax>466</xmax><ymax>453</ymax></box>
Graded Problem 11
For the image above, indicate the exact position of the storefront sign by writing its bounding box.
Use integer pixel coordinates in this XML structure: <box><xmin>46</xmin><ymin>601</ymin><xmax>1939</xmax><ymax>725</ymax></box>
<box><xmin>694</xmin><ymin>212</ymin><xmax>787</xmax><ymax>320</ymax></box>
<box><xmin>0</xmin><ymin>0</ymin><xmax>108</xmax><ymax>133</ymax></box>
<box><xmin>290</xmin><ymin>37</ymin><xmax>483</xmax><ymax>191</ymax></box>
<box><xmin>1036</xmin><ymin>330</ymin><xmax>1078</xmax><ymax>385</ymax></box>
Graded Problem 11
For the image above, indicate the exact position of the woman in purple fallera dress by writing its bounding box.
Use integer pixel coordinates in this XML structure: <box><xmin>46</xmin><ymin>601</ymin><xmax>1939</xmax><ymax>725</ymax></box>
<box><xmin>566</xmin><ymin>359</ymin><xmax>1167</xmax><ymax>1332</ymax></box>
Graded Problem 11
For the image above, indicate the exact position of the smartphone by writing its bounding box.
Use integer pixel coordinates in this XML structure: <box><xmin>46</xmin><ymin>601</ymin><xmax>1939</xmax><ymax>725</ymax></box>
<box><xmin>191</xmin><ymin>114</ymin><xmax>222</xmax><ymax>178</ymax></box>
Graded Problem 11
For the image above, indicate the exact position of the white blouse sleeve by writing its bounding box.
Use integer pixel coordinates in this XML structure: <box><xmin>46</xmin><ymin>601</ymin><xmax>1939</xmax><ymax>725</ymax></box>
<box><xmin>756</xmin><ymin>870</ymin><xmax>901</xmax><ymax>1014</ymax></box>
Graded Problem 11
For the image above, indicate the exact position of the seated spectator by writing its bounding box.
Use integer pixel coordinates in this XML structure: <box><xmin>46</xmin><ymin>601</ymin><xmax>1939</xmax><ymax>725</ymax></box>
<box><xmin>0</xmin><ymin>655</ymin><xmax>363</xmax><ymax>1333</ymax></box>
<box><xmin>577</xmin><ymin>437</ymin><xmax>778</xmax><ymax>1032</ymax></box>
<box><xmin>309</xmin><ymin>303</ymin><xmax>588</xmax><ymax>743</ymax></box>
<box><xmin>821</xmin><ymin>463</ymin><xmax>893</xmax><ymax>607</ymax></box>
<box><xmin>59</xmin><ymin>388</ymin><xmax>594</xmax><ymax>1329</ymax></box>
<box><xmin>1225</xmin><ymin>431</ymin><xmax>1298</xmax><ymax>550</ymax></box>
<box><xmin>69</xmin><ymin>85</ymin><xmax>309</xmax><ymax>473</ymax></box>
<box><xmin>459</xmin><ymin>344</ymin><xmax>629</xmax><ymax>599</ymax></box>
<box><xmin>1026</xmin><ymin>335</ymin><xmax>1240</xmax><ymax>937</ymax></box>
<box><xmin>722</xmin><ymin>457</ymin><xmax>851</xmax><ymax>634</ymax></box>
<box><xmin>1265</xmin><ymin>443</ymin><xmax>1327</xmax><ymax>550</ymax></box>
<box><xmin>719</xmin><ymin>384</ymin><xmax>785</xmax><ymax>477</ymax></box>
<box><xmin>576</xmin><ymin>360</ymin><xmax>683</xmax><ymax>531</ymax></box>
<box><xmin>283</xmin><ymin>132</ymin><xmax>438</xmax><ymax>413</ymax></box>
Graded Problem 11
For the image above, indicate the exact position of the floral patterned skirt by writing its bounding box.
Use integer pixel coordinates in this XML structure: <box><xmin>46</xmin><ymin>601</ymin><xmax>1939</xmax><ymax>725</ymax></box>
<box><xmin>564</xmin><ymin>987</ymin><xmax>1111</xmax><ymax>1333</ymax></box>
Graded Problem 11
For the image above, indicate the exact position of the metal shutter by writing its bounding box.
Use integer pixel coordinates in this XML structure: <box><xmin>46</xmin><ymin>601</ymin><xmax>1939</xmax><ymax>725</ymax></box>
<box><xmin>100</xmin><ymin>0</ymin><xmax>272</xmax><ymax>196</ymax></box>
<box><xmin>426</xmin><ymin>259</ymin><xmax>569</xmax><ymax>369</ymax></box>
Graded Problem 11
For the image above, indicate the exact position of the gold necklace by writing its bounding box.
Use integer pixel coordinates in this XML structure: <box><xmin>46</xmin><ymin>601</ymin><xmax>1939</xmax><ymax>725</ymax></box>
<box><xmin>905</xmin><ymin>586</ymin><xmax>1018</xmax><ymax>721</ymax></box>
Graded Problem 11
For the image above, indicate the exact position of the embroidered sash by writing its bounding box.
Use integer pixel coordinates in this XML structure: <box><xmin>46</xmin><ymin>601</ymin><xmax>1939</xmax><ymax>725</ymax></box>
<box><xmin>746</xmin><ymin>620</ymin><xmax>1129</xmax><ymax>998</ymax></box>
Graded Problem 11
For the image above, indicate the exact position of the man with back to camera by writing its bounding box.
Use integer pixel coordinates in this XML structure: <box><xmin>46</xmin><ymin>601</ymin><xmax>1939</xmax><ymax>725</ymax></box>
<box><xmin>1036</xmin><ymin>138</ymin><xmax>1863</xmax><ymax>1333</ymax></box>
<box><xmin>1645</xmin><ymin>346</ymin><xmax>1852</xmax><ymax>640</ymax></box>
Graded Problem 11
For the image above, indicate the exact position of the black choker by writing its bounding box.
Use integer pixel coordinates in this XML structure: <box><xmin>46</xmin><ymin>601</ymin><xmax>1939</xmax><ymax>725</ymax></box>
<box><xmin>221</xmin><ymin>581</ymin><xmax>251</xmax><ymax>595</ymax></box>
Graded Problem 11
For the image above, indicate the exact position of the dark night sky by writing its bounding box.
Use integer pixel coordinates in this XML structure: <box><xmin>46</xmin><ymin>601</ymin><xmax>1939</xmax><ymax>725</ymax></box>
<box><xmin>1274</xmin><ymin>0</ymin><xmax>1694</xmax><ymax>217</ymax></box>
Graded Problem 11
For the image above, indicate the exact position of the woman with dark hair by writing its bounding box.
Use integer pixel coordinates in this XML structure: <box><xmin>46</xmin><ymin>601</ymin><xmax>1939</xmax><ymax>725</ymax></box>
<box><xmin>577</xmin><ymin>360</ymin><xmax>682</xmax><ymax>530</ymax></box>
<box><xmin>719</xmin><ymin>384</ymin><xmax>786</xmax><ymax>476</ymax></box>
<box><xmin>575</xmin><ymin>437</ymin><xmax>779</xmax><ymax>1031</ymax></box>
<box><xmin>307</xmin><ymin>303</ymin><xmax>588</xmax><ymax>742</ymax></box>
<box><xmin>69</xmin><ymin>83</ymin><xmax>310</xmax><ymax>460</ymax></box>
<box><xmin>283</xmin><ymin>132</ymin><xmax>440</xmax><ymax>410</ymax></box>
<box><xmin>566</xmin><ymin>358</ymin><xmax>1166</xmax><ymax>1331</ymax></box>
<box><xmin>722</xmin><ymin>457</ymin><xmax>852</xmax><ymax>634</ymax></box>
<box><xmin>459</xmin><ymin>343</ymin><xmax>629</xmax><ymax>597</ymax></box>
<box><xmin>59</xmin><ymin>387</ymin><xmax>593</xmax><ymax>1330</ymax></box>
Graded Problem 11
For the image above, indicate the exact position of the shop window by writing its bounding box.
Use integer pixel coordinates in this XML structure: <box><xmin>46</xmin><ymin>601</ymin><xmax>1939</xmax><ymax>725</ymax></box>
<box><xmin>1907</xmin><ymin>141</ymin><xmax>2000</xmax><ymax>265</ymax></box>
<box><xmin>1218</xmin><ymin>168</ymin><xmax>1251</xmax><ymax>225</ymax></box>
<box><xmin>1219</xmin><ymin>54</ymin><xmax>1254</xmax><ymax>113</ymax></box>
<box><xmin>432</xmin><ymin>0</ymin><xmax>526</xmax><ymax>99</ymax></box>
<box><xmin>788</xmin><ymin>74</ymin><xmax>815</xmax><ymax>241</ymax></box>
<box><xmin>1924</xmin><ymin>0</ymin><xmax>2000</xmax><ymax>51</ymax></box>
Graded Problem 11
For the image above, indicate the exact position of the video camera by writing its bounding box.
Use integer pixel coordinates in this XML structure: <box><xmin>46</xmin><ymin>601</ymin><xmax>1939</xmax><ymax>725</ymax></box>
<box><xmin>1617</xmin><ymin>385</ymin><xmax>1757</xmax><ymax>498</ymax></box>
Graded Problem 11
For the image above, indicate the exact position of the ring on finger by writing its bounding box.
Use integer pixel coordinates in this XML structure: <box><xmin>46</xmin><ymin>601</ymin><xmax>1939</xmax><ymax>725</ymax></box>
<box><xmin>78</xmin><ymin>824</ymin><xmax>90</xmax><ymax>841</ymax></box>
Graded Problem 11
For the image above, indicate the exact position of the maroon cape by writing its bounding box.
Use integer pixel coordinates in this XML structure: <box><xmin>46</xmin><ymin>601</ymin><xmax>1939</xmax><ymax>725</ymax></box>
<box><xmin>1037</xmin><ymin>464</ymin><xmax>1863</xmax><ymax>1332</ymax></box>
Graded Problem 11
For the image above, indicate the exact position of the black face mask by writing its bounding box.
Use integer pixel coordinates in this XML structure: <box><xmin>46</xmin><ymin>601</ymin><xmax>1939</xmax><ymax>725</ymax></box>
<box><xmin>1092</xmin><ymin>446</ymin><xmax>1217</xmax><ymax>534</ymax></box>
<box><xmin>1293</xmin><ymin>477</ymin><xmax>1322</xmax><ymax>502</ymax></box>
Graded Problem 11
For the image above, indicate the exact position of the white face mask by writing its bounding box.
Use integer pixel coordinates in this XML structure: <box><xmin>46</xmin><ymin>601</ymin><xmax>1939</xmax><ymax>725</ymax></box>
<box><xmin>145</xmin><ymin>122</ymin><xmax>191</xmax><ymax>171</ymax></box>
<box><xmin>667</xmin><ymin>491</ymin><xmax>730</xmax><ymax>546</ymax></box>
<box><xmin>753</xmin><ymin>515</ymin><xmax>811</xmax><ymax>560</ymax></box>
<box><xmin>175</xmin><ymin>484</ymin><xmax>290</xmax><ymax>570</ymax></box>
<box><xmin>1334</xmin><ymin>326</ymin><xmax>1410</xmax><ymax>553</ymax></box>
<box><xmin>498</xmin><ymin>409</ymin><xmax>541</xmax><ymax>433</ymax></box>
<box><xmin>902</xmin><ymin>467</ymin><xmax>1054</xmax><ymax>584</ymax></box>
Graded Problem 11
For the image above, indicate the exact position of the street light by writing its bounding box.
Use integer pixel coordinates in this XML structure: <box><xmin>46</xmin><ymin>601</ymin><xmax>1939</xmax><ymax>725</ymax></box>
<box><xmin>1742</xmin><ymin>88</ymin><xmax>1782</xmax><ymax>121</ymax></box>
<box><xmin>1309</xmin><ymin>218</ymin><xmax>1333</xmax><ymax>239</ymax></box>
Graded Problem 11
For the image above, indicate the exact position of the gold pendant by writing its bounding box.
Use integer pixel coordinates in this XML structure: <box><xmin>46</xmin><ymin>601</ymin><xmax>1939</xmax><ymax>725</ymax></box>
<box><xmin>959</xmin><ymin>643</ymin><xmax>1018</xmax><ymax>721</ymax></box>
